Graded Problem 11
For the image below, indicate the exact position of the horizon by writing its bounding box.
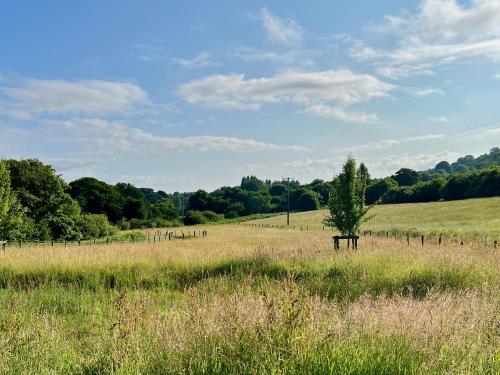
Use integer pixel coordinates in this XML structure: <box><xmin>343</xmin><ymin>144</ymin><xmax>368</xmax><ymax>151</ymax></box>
<box><xmin>1</xmin><ymin>1</ymin><xmax>500</xmax><ymax>192</ymax></box>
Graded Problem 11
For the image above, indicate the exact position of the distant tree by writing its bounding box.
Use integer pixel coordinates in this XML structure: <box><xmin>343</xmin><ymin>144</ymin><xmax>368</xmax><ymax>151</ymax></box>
<box><xmin>392</xmin><ymin>168</ymin><xmax>420</xmax><ymax>186</ymax></box>
<box><xmin>183</xmin><ymin>210</ymin><xmax>207</xmax><ymax>225</ymax></box>
<box><xmin>434</xmin><ymin>161</ymin><xmax>452</xmax><ymax>173</ymax></box>
<box><xmin>308</xmin><ymin>179</ymin><xmax>330</xmax><ymax>205</ymax></box>
<box><xmin>365</xmin><ymin>178</ymin><xmax>397</xmax><ymax>205</ymax></box>
<box><xmin>122</xmin><ymin>198</ymin><xmax>148</xmax><ymax>220</ymax></box>
<box><xmin>240</xmin><ymin>176</ymin><xmax>265</xmax><ymax>192</ymax></box>
<box><xmin>187</xmin><ymin>190</ymin><xmax>212</xmax><ymax>211</ymax></box>
<box><xmin>269</xmin><ymin>183</ymin><xmax>286</xmax><ymax>196</ymax></box>
<box><xmin>0</xmin><ymin>162</ymin><xmax>32</xmax><ymax>241</ymax></box>
<box><xmin>69</xmin><ymin>177</ymin><xmax>123</xmax><ymax>222</ymax></box>
<box><xmin>150</xmin><ymin>198</ymin><xmax>179</xmax><ymax>221</ymax></box>
<box><xmin>324</xmin><ymin>157</ymin><xmax>372</xmax><ymax>236</ymax></box>
<box><xmin>297</xmin><ymin>191</ymin><xmax>320</xmax><ymax>211</ymax></box>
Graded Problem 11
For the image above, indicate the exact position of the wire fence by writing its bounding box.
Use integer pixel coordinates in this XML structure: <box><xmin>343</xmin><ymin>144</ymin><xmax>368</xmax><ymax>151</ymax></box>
<box><xmin>0</xmin><ymin>229</ymin><xmax>208</xmax><ymax>250</ymax></box>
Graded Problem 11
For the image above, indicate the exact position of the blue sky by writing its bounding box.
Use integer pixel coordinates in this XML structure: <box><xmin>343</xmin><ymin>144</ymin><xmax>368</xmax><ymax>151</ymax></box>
<box><xmin>1</xmin><ymin>0</ymin><xmax>500</xmax><ymax>192</ymax></box>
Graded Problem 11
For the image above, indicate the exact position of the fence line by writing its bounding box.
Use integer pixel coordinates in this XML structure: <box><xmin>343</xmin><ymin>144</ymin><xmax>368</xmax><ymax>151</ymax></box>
<box><xmin>234</xmin><ymin>222</ymin><xmax>498</xmax><ymax>249</ymax></box>
<box><xmin>0</xmin><ymin>229</ymin><xmax>208</xmax><ymax>250</ymax></box>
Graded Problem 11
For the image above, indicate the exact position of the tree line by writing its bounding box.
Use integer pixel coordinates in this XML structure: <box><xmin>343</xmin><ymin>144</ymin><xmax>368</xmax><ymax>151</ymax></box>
<box><xmin>1</xmin><ymin>148</ymin><xmax>499</xmax><ymax>241</ymax></box>
<box><xmin>366</xmin><ymin>147</ymin><xmax>500</xmax><ymax>204</ymax></box>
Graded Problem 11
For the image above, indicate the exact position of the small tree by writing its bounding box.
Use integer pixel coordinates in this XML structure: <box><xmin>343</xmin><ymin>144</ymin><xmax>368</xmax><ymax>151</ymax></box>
<box><xmin>324</xmin><ymin>157</ymin><xmax>372</xmax><ymax>236</ymax></box>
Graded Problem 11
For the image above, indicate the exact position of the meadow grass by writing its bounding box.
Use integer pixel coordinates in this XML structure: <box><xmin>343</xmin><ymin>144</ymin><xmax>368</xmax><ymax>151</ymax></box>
<box><xmin>0</xmin><ymin>223</ymin><xmax>498</xmax><ymax>374</ymax></box>
<box><xmin>248</xmin><ymin>197</ymin><xmax>500</xmax><ymax>240</ymax></box>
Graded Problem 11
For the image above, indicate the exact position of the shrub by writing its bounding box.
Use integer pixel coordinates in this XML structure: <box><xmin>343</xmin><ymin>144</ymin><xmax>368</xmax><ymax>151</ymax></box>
<box><xmin>202</xmin><ymin>210</ymin><xmax>223</xmax><ymax>222</ymax></box>
<box><xmin>183</xmin><ymin>211</ymin><xmax>207</xmax><ymax>225</ymax></box>
<box><xmin>297</xmin><ymin>191</ymin><xmax>320</xmax><ymax>211</ymax></box>
<box><xmin>77</xmin><ymin>213</ymin><xmax>117</xmax><ymax>239</ymax></box>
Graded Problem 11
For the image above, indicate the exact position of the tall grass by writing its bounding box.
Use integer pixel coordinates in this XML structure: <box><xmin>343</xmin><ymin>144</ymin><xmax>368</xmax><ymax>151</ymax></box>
<box><xmin>0</xmin><ymin>224</ymin><xmax>498</xmax><ymax>374</ymax></box>
<box><xmin>249</xmin><ymin>197</ymin><xmax>500</xmax><ymax>240</ymax></box>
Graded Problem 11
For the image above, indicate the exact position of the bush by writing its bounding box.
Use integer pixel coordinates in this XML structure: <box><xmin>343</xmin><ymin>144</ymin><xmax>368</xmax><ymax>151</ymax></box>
<box><xmin>183</xmin><ymin>211</ymin><xmax>207</xmax><ymax>225</ymax></box>
<box><xmin>297</xmin><ymin>191</ymin><xmax>320</xmax><ymax>211</ymax></box>
<box><xmin>202</xmin><ymin>210</ymin><xmax>223</xmax><ymax>222</ymax></box>
<box><xmin>366</xmin><ymin>178</ymin><xmax>397</xmax><ymax>205</ymax></box>
<box><xmin>77</xmin><ymin>214</ymin><xmax>117</xmax><ymax>239</ymax></box>
<box><xmin>116</xmin><ymin>218</ymin><xmax>130</xmax><ymax>230</ymax></box>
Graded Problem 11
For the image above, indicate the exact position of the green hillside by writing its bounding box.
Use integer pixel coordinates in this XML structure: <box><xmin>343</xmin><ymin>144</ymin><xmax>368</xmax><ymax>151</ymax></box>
<box><xmin>248</xmin><ymin>197</ymin><xmax>500</xmax><ymax>240</ymax></box>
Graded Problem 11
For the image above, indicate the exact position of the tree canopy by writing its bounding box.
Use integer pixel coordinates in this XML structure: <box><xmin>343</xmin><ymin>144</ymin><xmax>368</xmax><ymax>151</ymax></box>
<box><xmin>324</xmin><ymin>158</ymin><xmax>372</xmax><ymax>236</ymax></box>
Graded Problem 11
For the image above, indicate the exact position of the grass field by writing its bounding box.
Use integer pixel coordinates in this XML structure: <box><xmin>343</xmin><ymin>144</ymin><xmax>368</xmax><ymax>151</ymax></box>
<box><xmin>249</xmin><ymin>197</ymin><xmax>500</xmax><ymax>240</ymax></box>
<box><xmin>0</xmin><ymin>199</ymin><xmax>499</xmax><ymax>374</ymax></box>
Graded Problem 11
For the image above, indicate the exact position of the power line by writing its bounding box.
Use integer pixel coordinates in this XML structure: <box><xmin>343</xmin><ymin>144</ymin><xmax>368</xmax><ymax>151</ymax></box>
<box><xmin>370</xmin><ymin>119</ymin><xmax>500</xmax><ymax>160</ymax></box>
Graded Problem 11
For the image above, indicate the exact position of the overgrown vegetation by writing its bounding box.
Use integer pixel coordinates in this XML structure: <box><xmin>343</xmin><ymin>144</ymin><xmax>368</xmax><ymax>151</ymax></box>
<box><xmin>0</xmin><ymin>225</ymin><xmax>497</xmax><ymax>373</ymax></box>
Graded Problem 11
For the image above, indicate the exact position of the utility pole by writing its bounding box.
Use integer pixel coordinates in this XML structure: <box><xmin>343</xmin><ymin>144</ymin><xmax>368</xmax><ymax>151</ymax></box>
<box><xmin>282</xmin><ymin>177</ymin><xmax>294</xmax><ymax>226</ymax></box>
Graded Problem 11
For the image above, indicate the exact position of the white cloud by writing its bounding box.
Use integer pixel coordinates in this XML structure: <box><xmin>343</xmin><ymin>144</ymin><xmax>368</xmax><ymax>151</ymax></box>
<box><xmin>232</xmin><ymin>47</ymin><xmax>314</xmax><ymax>66</ymax></box>
<box><xmin>352</xmin><ymin>0</ymin><xmax>500</xmax><ymax>78</ymax></box>
<box><xmin>304</xmin><ymin>104</ymin><xmax>378</xmax><ymax>124</ymax></box>
<box><xmin>428</xmin><ymin>116</ymin><xmax>450</xmax><ymax>123</ymax></box>
<box><xmin>261</xmin><ymin>8</ymin><xmax>303</xmax><ymax>47</ymax></box>
<box><xmin>412</xmin><ymin>87</ymin><xmax>445</xmax><ymax>96</ymax></box>
<box><xmin>45</xmin><ymin>118</ymin><xmax>306</xmax><ymax>158</ymax></box>
<box><xmin>0</xmin><ymin>79</ymin><xmax>149</xmax><ymax>118</ymax></box>
<box><xmin>178</xmin><ymin>69</ymin><xmax>395</xmax><ymax>122</ymax></box>
<box><xmin>375</xmin><ymin>63</ymin><xmax>436</xmax><ymax>79</ymax></box>
<box><xmin>170</xmin><ymin>52</ymin><xmax>218</xmax><ymax>69</ymax></box>
<box><xmin>493</xmin><ymin>73</ymin><xmax>500</xmax><ymax>80</ymax></box>
<box><xmin>404</xmin><ymin>134</ymin><xmax>444</xmax><ymax>141</ymax></box>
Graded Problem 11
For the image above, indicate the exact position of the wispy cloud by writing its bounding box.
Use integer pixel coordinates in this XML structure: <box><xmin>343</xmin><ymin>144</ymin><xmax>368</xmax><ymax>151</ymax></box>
<box><xmin>0</xmin><ymin>79</ymin><xmax>149</xmax><ymax>118</ymax></box>
<box><xmin>493</xmin><ymin>73</ymin><xmax>500</xmax><ymax>80</ymax></box>
<box><xmin>178</xmin><ymin>69</ymin><xmax>395</xmax><ymax>123</ymax></box>
<box><xmin>428</xmin><ymin>116</ymin><xmax>450</xmax><ymax>123</ymax></box>
<box><xmin>232</xmin><ymin>47</ymin><xmax>314</xmax><ymax>66</ymax></box>
<box><xmin>45</xmin><ymin>118</ymin><xmax>306</xmax><ymax>157</ymax></box>
<box><xmin>170</xmin><ymin>52</ymin><xmax>218</xmax><ymax>69</ymax></box>
<box><xmin>404</xmin><ymin>134</ymin><xmax>444</xmax><ymax>141</ymax></box>
<box><xmin>412</xmin><ymin>87</ymin><xmax>445</xmax><ymax>97</ymax></box>
<box><xmin>304</xmin><ymin>105</ymin><xmax>378</xmax><ymax>124</ymax></box>
<box><xmin>261</xmin><ymin>8</ymin><xmax>303</xmax><ymax>47</ymax></box>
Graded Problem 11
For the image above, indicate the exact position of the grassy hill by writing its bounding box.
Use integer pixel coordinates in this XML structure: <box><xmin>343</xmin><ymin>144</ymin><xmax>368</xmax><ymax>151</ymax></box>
<box><xmin>247</xmin><ymin>197</ymin><xmax>500</xmax><ymax>240</ymax></box>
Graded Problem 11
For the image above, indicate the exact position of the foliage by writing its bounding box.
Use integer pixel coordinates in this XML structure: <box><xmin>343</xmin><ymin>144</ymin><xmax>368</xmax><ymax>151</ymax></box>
<box><xmin>183</xmin><ymin>210</ymin><xmax>208</xmax><ymax>225</ymax></box>
<box><xmin>381</xmin><ymin>167</ymin><xmax>499</xmax><ymax>204</ymax></box>
<box><xmin>76</xmin><ymin>213</ymin><xmax>117</xmax><ymax>239</ymax></box>
<box><xmin>0</xmin><ymin>162</ymin><xmax>33</xmax><ymax>241</ymax></box>
<box><xmin>324</xmin><ymin>158</ymin><xmax>372</xmax><ymax>236</ymax></box>
<box><xmin>297</xmin><ymin>191</ymin><xmax>320</xmax><ymax>211</ymax></box>
<box><xmin>392</xmin><ymin>168</ymin><xmax>420</xmax><ymax>186</ymax></box>
<box><xmin>5</xmin><ymin>159</ymin><xmax>82</xmax><ymax>239</ymax></box>
<box><xmin>69</xmin><ymin>177</ymin><xmax>123</xmax><ymax>222</ymax></box>
<box><xmin>365</xmin><ymin>178</ymin><xmax>397</xmax><ymax>205</ymax></box>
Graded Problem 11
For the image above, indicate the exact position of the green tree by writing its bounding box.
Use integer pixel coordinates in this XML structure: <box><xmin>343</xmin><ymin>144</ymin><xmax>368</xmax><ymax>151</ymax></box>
<box><xmin>392</xmin><ymin>168</ymin><xmax>420</xmax><ymax>186</ymax></box>
<box><xmin>365</xmin><ymin>178</ymin><xmax>397</xmax><ymax>205</ymax></box>
<box><xmin>297</xmin><ymin>191</ymin><xmax>320</xmax><ymax>211</ymax></box>
<box><xmin>6</xmin><ymin>159</ymin><xmax>81</xmax><ymax>239</ymax></box>
<box><xmin>0</xmin><ymin>162</ymin><xmax>32</xmax><ymax>241</ymax></box>
<box><xmin>324</xmin><ymin>157</ymin><xmax>372</xmax><ymax>236</ymax></box>
<box><xmin>69</xmin><ymin>177</ymin><xmax>124</xmax><ymax>222</ymax></box>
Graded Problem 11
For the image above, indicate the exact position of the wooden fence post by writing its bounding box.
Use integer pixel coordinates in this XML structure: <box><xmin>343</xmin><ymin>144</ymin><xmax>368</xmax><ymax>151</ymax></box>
<box><xmin>438</xmin><ymin>235</ymin><xmax>442</xmax><ymax>246</ymax></box>
<box><xmin>494</xmin><ymin>240</ymin><xmax>497</xmax><ymax>249</ymax></box>
<box><xmin>421</xmin><ymin>235</ymin><xmax>424</xmax><ymax>247</ymax></box>
<box><xmin>407</xmin><ymin>233</ymin><xmax>410</xmax><ymax>246</ymax></box>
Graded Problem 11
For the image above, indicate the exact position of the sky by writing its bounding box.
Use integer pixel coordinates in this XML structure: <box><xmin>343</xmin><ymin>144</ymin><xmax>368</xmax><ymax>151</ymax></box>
<box><xmin>1</xmin><ymin>0</ymin><xmax>500</xmax><ymax>192</ymax></box>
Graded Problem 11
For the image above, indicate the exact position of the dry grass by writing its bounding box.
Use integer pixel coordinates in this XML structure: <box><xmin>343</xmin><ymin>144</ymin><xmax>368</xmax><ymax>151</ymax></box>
<box><xmin>0</xmin><ymin>223</ymin><xmax>498</xmax><ymax>374</ymax></box>
<box><xmin>248</xmin><ymin>197</ymin><xmax>500</xmax><ymax>240</ymax></box>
